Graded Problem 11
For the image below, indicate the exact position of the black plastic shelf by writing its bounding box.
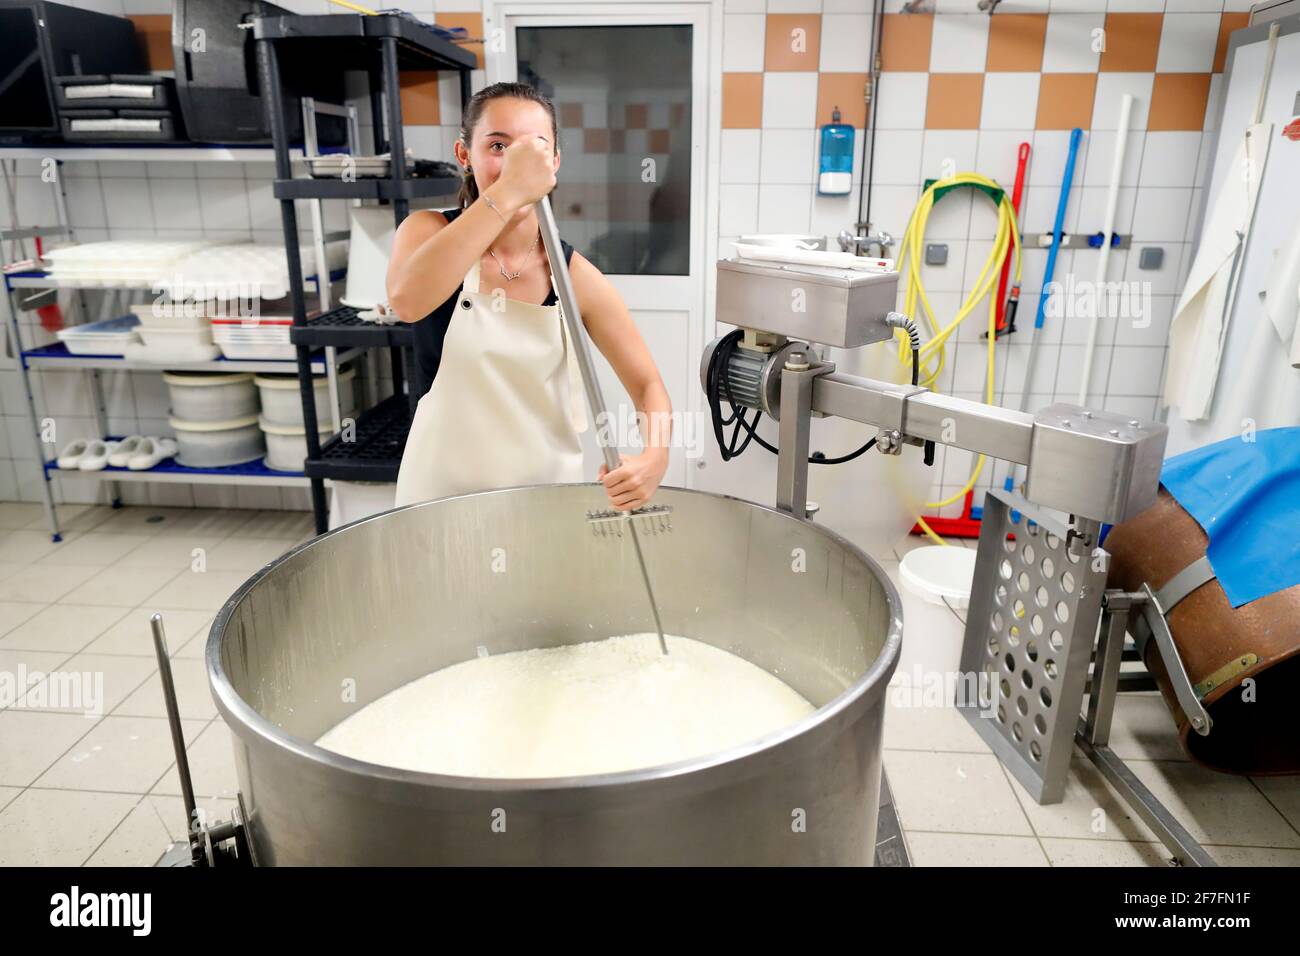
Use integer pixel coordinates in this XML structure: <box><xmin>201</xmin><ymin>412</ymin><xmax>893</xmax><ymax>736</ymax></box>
<box><xmin>273</xmin><ymin>175</ymin><xmax>460</xmax><ymax>202</ymax></box>
<box><xmin>290</xmin><ymin>305</ymin><xmax>414</xmax><ymax>348</ymax></box>
<box><xmin>253</xmin><ymin>12</ymin><xmax>477</xmax><ymax>72</ymax></box>
<box><xmin>304</xmin><ymin>393</ymin><xmax>410</xmax><ymax>482</ymax></box>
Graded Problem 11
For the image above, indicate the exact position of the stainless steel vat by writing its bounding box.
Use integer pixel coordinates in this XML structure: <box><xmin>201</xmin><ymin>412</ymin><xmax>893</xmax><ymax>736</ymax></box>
<box><xmin>207</xmin><ymin>484</ymin><xmax>901</xmax><ymax>865</ymax></box>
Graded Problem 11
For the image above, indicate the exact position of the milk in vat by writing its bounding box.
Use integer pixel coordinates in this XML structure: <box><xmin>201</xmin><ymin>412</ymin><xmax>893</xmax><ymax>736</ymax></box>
<box><xmin>316</xmin><ymin>633</ymin><xmax>815</xmax><ymax>777</ymax></box>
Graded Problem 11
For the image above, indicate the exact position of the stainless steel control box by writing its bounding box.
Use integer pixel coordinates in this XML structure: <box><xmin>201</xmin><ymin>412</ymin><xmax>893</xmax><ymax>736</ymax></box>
<box><xmin>715</xmin><ymin>257</ymin><xmax>899</xmax><ymax>349</ymax></box>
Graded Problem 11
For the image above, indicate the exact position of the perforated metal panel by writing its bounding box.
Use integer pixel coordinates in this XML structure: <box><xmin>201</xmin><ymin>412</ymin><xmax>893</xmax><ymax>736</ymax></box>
<box><xmin>956</xmin><ymin>490</ymin><xmax>1107</xmax><ymax>804</ymax></box>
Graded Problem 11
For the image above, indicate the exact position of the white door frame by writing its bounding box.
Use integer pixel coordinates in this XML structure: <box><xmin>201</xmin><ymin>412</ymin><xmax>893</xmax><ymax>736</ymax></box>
<box><xmin>482</xmin><ymin>0</ymin><xmax>723</xmax><ymax>489</ymax></box>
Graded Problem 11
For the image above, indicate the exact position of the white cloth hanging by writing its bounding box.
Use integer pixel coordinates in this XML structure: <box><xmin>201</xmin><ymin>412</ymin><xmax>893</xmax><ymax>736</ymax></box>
<box><xmin>1164</xmin><ymin>124</ymin><xmax>1271</xmax><ymax>421</ymax></box>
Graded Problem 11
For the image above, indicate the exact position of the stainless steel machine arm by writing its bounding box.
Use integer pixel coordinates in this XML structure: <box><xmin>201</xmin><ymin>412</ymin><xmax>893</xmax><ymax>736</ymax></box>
<box><xmin>704</xmin><ymin>256</ymin><xmax>1167</xmax><ymax>547</ymax></box>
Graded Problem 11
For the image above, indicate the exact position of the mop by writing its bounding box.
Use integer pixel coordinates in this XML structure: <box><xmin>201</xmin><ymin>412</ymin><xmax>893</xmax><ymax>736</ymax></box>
<box><xmin>1078</xmin><ymin>95</ymin><xmax>1134</xmax><ymax>405</ymax></box>
<box><xmin>1004</xmin><ymin>127</ymin><xmax>1082</xmax><ymax>495</ymax></box>
<box><xmin>536</xmin><ymin>195</ymin><xmax>670</xmax><ymax>655</ymax></box>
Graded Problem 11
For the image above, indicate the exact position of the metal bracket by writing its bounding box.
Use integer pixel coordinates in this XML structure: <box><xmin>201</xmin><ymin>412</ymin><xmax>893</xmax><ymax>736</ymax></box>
<box><xmin>776</xmin><ymin>357</ymin><xmax>834</xmax><ymax>520</ymax></box>
<box><xmin>1130</xmin><ymin>584</ymin><xmax>1214</xmax><ymax>736</ymax></box>
<box><xmin>1033</xmin><ymin>231</ymin><xmax>1133</xmax><ymax>250</ymax></box>
<box><xmin>1153</xmin><ymin>554</ymin><xmax>1217</xmax><ymax>612</ymax></box>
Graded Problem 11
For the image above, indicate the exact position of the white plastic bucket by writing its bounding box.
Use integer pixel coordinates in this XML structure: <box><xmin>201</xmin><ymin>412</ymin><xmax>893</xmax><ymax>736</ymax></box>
<box><xmin>259</xmin><ymin>416</ymin><xmax>331</xmax><ymax>472</ymax></box>
<box><xmin>162</xmin><ymin>371</ymin><xmax>259</xmax><ymax>422</ymax></box>
<box><xmin>170</xmin><ymin>414</ymin><xmax>265</xmax><ymax>467</ymax></box>
<box><xmin>254</xmin><ymin>367</ymin><xmax>356</xmax><ymax>428</ymax></box>
<box><xmin>899</xmin><ymin>545</ymin><xmax>977</xmax><ymax>609</ymax></box>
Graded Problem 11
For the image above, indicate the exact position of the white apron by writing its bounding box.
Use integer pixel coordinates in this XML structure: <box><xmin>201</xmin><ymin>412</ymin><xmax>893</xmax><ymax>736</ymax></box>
<box><xmin>394</xmin><ymin>257</ymin><xmax>587</xmax><ymax>507</ymax></box>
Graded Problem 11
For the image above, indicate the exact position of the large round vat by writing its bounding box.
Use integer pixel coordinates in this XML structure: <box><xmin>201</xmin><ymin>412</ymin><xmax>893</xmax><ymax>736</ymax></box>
<box><xmin>207</xmin><ymin>484</ymin><xmax>902</xmax><ymax>865</ymax></box>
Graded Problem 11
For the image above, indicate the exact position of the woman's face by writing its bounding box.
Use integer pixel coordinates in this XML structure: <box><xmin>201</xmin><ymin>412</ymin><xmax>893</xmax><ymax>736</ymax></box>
<box><xmin>457</xmin><ymin>97</ymin><xmax>560</xmax><ymax>195</ymax></box>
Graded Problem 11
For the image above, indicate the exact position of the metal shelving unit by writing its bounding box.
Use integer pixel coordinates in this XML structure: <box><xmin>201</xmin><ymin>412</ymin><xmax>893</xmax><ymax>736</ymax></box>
<box><xmin>0</xmin><ymin>145</ymin><xmax>306</xmax><ymax>163</ymax></box>
<box><xmin>254</xmin><ymin>11</ymin><xmax>475</xmax><ymax>532</ymax></box>
<box><xmin>22</xmin><ymin>340</ymin><xmax>362</xmax><ymax>375</ymax></box>
<box><xmin>43</xmin><ymin>449</ymin><xmax>312</xmax><ymax>487</ymax></box>
<box><xmin>1</xmin><ymin>143</ymin><xmax>352</xmax><ymax>541</ymax></box>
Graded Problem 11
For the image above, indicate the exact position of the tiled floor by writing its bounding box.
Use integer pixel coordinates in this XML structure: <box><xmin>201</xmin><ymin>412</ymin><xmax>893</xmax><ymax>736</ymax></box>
<box><xmin>0</xmin><ymin>500</ymin><xmax>1296</xmax><ymax>867</ymax></box>
<box><xmin>881</xmin><ymin>534</ymin><xmax>1300</xmax><ymax>868</ymax></box>
<box><xmin>0</xmin><ymin>500</ymin><xmax>311</xmax><ymax>866</ymax></box>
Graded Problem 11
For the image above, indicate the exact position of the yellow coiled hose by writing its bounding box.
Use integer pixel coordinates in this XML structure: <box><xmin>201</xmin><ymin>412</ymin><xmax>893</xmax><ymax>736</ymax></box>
<box><xmin>894</xmin><ymin>173</ymin><xmax>1022</xmax><ymax>545</ymax></box>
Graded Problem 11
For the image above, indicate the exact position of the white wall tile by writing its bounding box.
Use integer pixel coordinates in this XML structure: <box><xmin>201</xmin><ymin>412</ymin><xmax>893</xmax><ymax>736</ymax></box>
<box><xmin>865</xmin><ymin>183</ymin><xmax>922</xmax><ymax>236</ymax></box>
<box><xmin>1080</xmin><ymin>130</ymin><xmax>1142</xmax><ymax>188</ymax></box>
<box><xmin>721</xmin><ymin>129</ymin><xmax>762</xmax><ymax>183</ymax></box>
<box><xmin>1125</xmin><ymin>241</ymin><xmax>1185</xmax><ymax>297</ymax></box>
<box><xmin>821</xmin><ymin>15</ymin><xmax>873</xmax><ymax>72</ymax></box>
<box><xmin>981</xmin><ymin>74</ymin><xmax>1040</xmax><ymax>130</ymax></box>
<box><xmin>1156</xmin><ymin>14</ymin><xmax>1220</xmax><ymax>73</ymax></box>
<box><xmin>719</xmin><ymin>183</ymin><xmax>760</xmax><ymax>235</ymax></box>
<box><xmin>760</xmin><ymin>129</ymin><xmax>817</xmax><ymax>184</ymax></box>
<box><xmin>1107</xmin><ymin>345</ymin><xmax>1167</xmax><ymax>397</ymax></box>
<box><xmin>1090</xmin><ymin>74</ymin><xmax>1152</xmax><ymax>130</ymax></box>
<box><xmin>757</xmin><ymin>183</ymin><xmax>814</xmax><ymax>233</ymax></box>
<box><xmin>1075</xmin><ymin>186</ymin><xmax>1137</xmax><ymax>239</ymax></box>
<box><xmin>1130</xmin><ymin>188</ymin><xmax>1195</xmax><ymax>242</ymax></box>
<box><xmin>873</xmin><ymin>73</ymin><xmax>929</xmax><ymax>130</ymax></box>
<box><xmin>723</xmin><ymin>15</ymin><xmax>767</xmax><ymax>73</ymax></box>
<box><xmin>196</xmin><ymin>179</ymin><xmax>252</xmax><ymax>233</ymax></box>
<box><xmin>920</xmin><ymin>130</ymin><xmax>978</xmax><ymax>181</ymax></box>
<box><xmin>870</xmin><ymin>130</ymin><xmax>924</xmax><ymax>185</ymax></box>
<box><xmin>924</xmin><ymin>190</ymin><xmax>974</xmax><ymax>240</ymax></box>
<box><xmin>930</xmin><ymin>15</ymin><xmax>990</xmax><ymax>73</ymax></box>
<box><xmin>150</xmin><ymin>178</ymin><xmax>203</xmax><ymax>231</ymax></box>
<box><xmin>1115</xmin><ymin>293</ymin><xmax>1175</xmax><ymax>348</ymax></box>
<box><xmin>1041</xmin><ymin>13</ymin><xmax>1104</xmax><ymax>73</ymax></box>
<box><xmin>102</xmin><ymin>179</ymin><xmax>155</xmax><ymax>231</ymax></box>
<box><xmin>762</xmin><ymin>73</ymin><xmax>819</xmax><ymax>128</ymax></box>
<box><xmin>1104</xmin><ymin>0</ymin><xmax>1163</xmax><ymax>10</ymax></box>
<box><xmin>63</xmin><ymin>177</ymin><xmax>108</xmax><ymax>230</ymax></box>
<box><xmin>975</xmin><ymin>130</ymin><xmax>1034</xmax><ymax>188</ymax></box>
<box><xmin>1138</xmin><ymin>131</ymin><xmax>1202</xmax><ymax>189</ymax></box>
<box><xmin>1163</xmin><ymin>1</ymin><xmax>1226</xmax><ymax>13</ymax></box>
<box><xmin>1028</xmin><ymin>130</ymin><xmax>1087</xmax><ymax>187</ymax></box>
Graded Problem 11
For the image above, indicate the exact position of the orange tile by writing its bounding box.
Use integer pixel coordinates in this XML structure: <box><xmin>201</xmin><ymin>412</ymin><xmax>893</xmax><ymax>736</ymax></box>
<box><xmin>817</xmin><ymin>73</ymin><xmax>868</xmax><ymax>128</ymax></box>
<box><xmin>648</xmin><ymin>129</ymin><xmax>671</xmax><ymax>153</ymax></box>
<box><xmin>1215</xmin><ymin>13</ymin><xmax>1250</xmax><ymax>73</ymax></box>
<box><xmin>880</xmin><ymin>13</ymin><xmax>932</xmax><ymax>72</ymax></box>
<box><xmin>925</xmin><ymin>74</ymin><xmax>983</xmax><ymax>130</ymax></box>
<box><xmin>986</xmin><ymin>14</ymin><xmax>1047</xmax><ymax>72</ymax></box>
<box><xmin>435</xmin><ymin>13</ymin><xmax>484</xmax><ymax>70</ymax></box>
<box><xmin>1099</xmin><ymin>13</ymin><xmax>1162</xmax><ymax>73</ymax></box>
<box><xmin>128</xmin><ymin>15</ymin><xmax>172</xmax><ymax>72</ymax></box>
<box><xmin>399</xmin><ymin>72</ymin><xmax>441</xmax><ymax>126</ymax></box>
<box><xmin>1035</xmin><ymin>73</ymin><xmax>1097</xmax><ymax>130</ymax></box>
<box><xmin>722</xmin><ymin>73</ymin><xmax>763</xmax><ymax>129</ymax></box>
<box><xmin>765</xmin><ymin>14</ymin><xmax>822</xmax><ymax>72</ymax></box>
<box><xmin>1148</xmin><ymin>73</ymin><xmax>1211</xmax><ymax>131</ymax></box>
<box><xmin>626</xmin><ymin>103</ymin><xmax>648</xmax><ymax>129</ymax></box>
<box><xmin>584</xmin><ymin>128</ymin><xmax>609</xmax><ymax>154</ymax></box>
<box><xmin>559</xmin><ymin>102</ymin><xmax>583</xmax><ymax>128</ymax></box>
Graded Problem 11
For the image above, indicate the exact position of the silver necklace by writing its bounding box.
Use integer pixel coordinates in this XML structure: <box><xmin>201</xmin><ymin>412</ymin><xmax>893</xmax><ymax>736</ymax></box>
<box><xmin>489</xmin><ymin>230</ymin><xmax>541</xmax><ymax>281</ymax></box>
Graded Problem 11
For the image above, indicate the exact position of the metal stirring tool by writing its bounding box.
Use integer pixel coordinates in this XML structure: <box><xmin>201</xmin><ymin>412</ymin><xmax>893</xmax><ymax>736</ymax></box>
<box><xmin>535</xmin><ymin>195</ymin><xmax>671</xmax><ymax>655</ymax></box>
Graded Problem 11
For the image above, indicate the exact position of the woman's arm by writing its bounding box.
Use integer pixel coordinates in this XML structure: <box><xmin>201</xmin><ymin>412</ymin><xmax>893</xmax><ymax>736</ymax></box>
<box><xmin>569</xmin><ymin>252</ymin><xmax>673</xmax><ymax>510</ymax></box>
<box><xmin>385</xmin><ymin>184</ymin><xmax>525</xmax><ymax>323</ymax></box>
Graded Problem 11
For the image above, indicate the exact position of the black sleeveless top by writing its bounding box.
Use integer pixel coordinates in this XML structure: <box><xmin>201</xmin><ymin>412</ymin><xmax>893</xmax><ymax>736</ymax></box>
<box><xmin>411</xmin><ymin>207</ymin><xmax>576</xmax><ymax>398</ymax></box>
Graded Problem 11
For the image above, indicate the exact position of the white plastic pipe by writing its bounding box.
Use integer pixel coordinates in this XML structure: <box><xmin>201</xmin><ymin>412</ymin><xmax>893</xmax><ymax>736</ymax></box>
<box><xmin>1078</xmin><ymin>93</ymin><xmax>1133</xmax><ymax>405</ymax></box>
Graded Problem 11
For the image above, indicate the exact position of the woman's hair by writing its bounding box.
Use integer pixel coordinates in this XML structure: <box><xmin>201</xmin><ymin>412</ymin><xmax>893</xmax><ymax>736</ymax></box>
<box><xmin>456</xmin><ymin>82</ymin><xmax>559</xmax><ymax>209</ymax></box>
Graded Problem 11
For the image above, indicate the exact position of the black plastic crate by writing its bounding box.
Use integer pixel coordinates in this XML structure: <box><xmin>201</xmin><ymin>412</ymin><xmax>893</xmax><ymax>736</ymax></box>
<box><xmin>304</xmin><ymin>393</ymin><xmax>410</xmax><ymax>482</ymax></box>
